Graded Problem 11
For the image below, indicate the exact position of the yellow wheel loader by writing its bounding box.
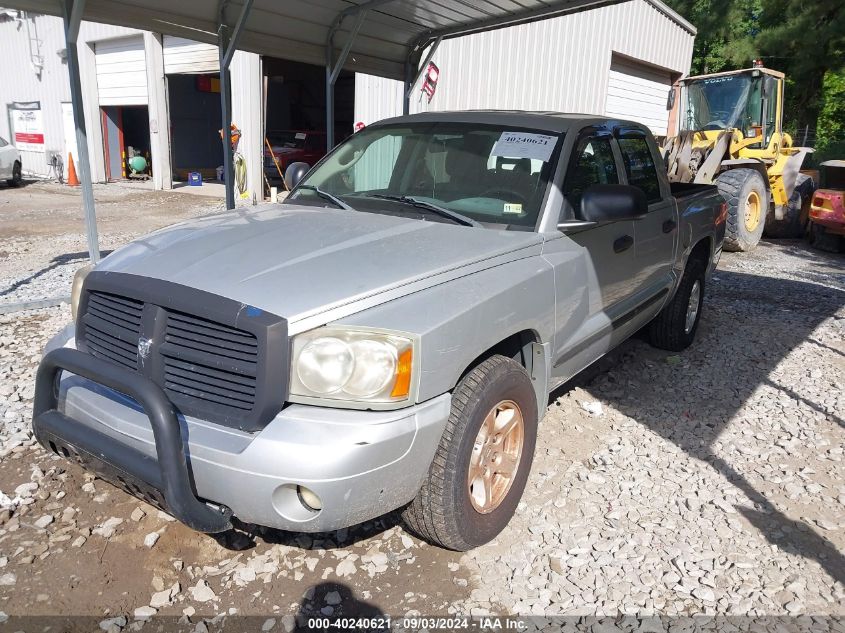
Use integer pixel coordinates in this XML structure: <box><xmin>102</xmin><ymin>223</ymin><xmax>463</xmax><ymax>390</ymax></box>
<box><xmin>664</xmin><ymin>66</ymin><xmax>814</xmax><ymax>252</ymax></box>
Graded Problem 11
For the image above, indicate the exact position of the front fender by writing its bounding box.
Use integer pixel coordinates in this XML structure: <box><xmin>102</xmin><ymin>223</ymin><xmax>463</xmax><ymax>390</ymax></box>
<box><xmin>336</xmin><ymin>256</ymin><xmax>557</xmax><ymax>405</ymax></box>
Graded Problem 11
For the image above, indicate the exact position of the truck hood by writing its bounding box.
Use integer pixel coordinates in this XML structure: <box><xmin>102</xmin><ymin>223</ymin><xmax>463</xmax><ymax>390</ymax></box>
<box><xmin>97</xmin><ymin>204</ymin><xmax>543</xmax><ymax>325</ymax></box>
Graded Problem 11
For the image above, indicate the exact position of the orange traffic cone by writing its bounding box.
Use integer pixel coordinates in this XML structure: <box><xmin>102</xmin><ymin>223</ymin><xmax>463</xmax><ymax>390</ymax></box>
<box><xmin>66</xmin><ymin>153</ymin><xmax>80</xmax><ymax>187</ymax></box>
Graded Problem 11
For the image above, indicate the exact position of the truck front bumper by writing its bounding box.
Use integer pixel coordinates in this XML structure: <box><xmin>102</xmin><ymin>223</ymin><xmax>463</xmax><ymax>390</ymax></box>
<box><xmin>33</xmin><ymin>347</ymin><xmax>451</xmax><ymax>533</ymax></box>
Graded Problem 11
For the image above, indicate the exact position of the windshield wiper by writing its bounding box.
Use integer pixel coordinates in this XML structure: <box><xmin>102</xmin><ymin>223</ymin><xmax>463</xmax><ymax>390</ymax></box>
<box><xmin>295</xmin><ymin>185</ymin><xmax>355</xmax><ymax>211</ymax></box>
<box><xmin>366</xmin><ymin>194</ymin><xmax>481</xmax><ymax>228</ymax></box>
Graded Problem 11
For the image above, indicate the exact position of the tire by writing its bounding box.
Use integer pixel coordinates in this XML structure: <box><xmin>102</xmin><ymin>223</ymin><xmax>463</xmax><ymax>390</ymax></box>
<box><xmin>7</xmin><ymin>161</ymin><xmax>22</xmax><ymax>187</ymax></box>
<box><xmin>808</xmin><ymin>222</ymin><xmax>844</xmax><ymax>254</ymax></box>
<box><xmin>648</xmin><ymin>255</ymin><xmax>706</xmax><ymax>351</ymax></box>
<box><xmin>716</xmin><ymin>168</ymin><xmax>767</xmax><ymax>252</ymax></box>
<box><xmin>402</xmin><ymin>355</ymin><xmax>538</xmax><ymax>551</ymax></box>
<box><xmin>764</xmin><ymin>174</ymin><xmax>814</xmax><ymax>238</ymax></box>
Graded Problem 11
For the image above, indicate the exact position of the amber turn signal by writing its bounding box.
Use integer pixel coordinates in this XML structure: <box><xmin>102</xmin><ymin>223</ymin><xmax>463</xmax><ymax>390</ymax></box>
<box><xmin>391</xmin><ymin>349</ymin><xmax>413</xmax><ymax>398</ymax></box>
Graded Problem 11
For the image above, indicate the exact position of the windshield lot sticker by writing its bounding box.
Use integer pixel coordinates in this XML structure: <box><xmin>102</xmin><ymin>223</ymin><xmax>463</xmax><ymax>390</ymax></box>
<box><xmin>503</xmin><ymin>203</ymin><xmax>523</xmax><ymax>214</ymax></box>
<box><xmin>493</xmin><ymin>132</ymin><xmax>556</xmax><ymax>162</ymax></box>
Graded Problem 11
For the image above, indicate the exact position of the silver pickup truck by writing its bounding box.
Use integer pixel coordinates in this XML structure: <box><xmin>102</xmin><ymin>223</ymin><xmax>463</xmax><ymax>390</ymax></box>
<box><xmin>34</xmin><ymin>111</ymin><xmax>725</xmax><ymax>550</ymax></box>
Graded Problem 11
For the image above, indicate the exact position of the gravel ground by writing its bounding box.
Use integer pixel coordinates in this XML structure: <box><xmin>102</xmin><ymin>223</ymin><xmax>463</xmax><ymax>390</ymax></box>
<box><xmin>0</xmin><ymin>182</ymin><xmax>842</xmax><ymax>628</ymax></box>
<box><xmin>0</xmin><ymin>181</ymin><xmax>223</xmax><ymax>309</ymax></box>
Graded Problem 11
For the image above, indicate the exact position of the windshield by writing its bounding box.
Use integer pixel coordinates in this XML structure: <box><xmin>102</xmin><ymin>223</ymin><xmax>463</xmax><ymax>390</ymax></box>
<box><xmin>268</xmin><ymin>131</ymin><xmax>307</xmax><ymax>149</ymax></box>
<box><xmin>682</xmin><ymin>74</ymin><xmax>762</xmax><ymax>133</ymax></box>
<box><xmin>287</xmin><ymin>122</ymin><xmax>563</xmax><ymax>228</ymax></box>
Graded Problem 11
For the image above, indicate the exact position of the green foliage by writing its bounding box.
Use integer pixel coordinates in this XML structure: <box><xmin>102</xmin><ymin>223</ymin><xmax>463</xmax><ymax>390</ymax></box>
<box><xmin>665</xmin><ymin>0</ymin><xmax>761</xmax><ymax>74</ymax></box>
<box><xmin>815</xmin><ymin>70</ymin><xmax>845</xmax><ymax>159</ymax></box>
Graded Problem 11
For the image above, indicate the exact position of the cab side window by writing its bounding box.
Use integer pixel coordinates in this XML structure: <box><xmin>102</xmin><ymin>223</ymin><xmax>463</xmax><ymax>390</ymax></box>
<box><xmin>617</xmin><ymin>135</ymin><xmax>662</xmax><ymax>204</ymax></box>
<box><xmin>563</xmin><ymin>136</ymin><xmax>618</xmax><ymax>217</ymax></box>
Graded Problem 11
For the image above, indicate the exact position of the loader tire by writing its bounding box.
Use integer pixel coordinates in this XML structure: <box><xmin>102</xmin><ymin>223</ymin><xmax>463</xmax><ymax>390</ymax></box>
<box><xmin>717</xmin><ymin>168</ymin><xmax>767</xmax><ymax>252</ymax></box>
<box><xmin>401</xmin><ymin>355</ymin><xmax>538</xmax><ymax>551</ymax></box>
<box><xmin>764</xmin><ymin>173</ymin><xmax>814</xmax><ymax>239</ymax></box>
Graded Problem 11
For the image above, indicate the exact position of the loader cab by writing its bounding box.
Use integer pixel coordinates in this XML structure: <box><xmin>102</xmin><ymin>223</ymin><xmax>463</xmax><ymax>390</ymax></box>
<box><xmin>678</xmin><ymin>67</ymin><xmax>783</xmax><ymax>150</ymax></box>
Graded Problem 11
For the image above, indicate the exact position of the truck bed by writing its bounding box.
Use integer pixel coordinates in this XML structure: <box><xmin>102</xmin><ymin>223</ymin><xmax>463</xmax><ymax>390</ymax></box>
<box><xmin>670</xmin><ymin>181</ymin><xmax>719</xmax><ymax>201</ymax></box>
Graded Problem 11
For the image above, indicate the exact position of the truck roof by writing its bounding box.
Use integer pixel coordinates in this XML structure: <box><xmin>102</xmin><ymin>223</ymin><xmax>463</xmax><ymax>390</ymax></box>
<box><xmin>373</xmin><ymin>110</ymin><xmax>650</xmax><ymax>136</ymax></box>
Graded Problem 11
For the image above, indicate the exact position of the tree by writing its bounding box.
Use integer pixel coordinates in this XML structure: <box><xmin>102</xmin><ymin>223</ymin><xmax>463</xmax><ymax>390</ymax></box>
<box><xmin>665</xmin><ymin>0</ymin><xmax>761</xmax><ymax>74</ymax></box>
<box><xmin>750</xmin><ymin>0</ymin><xmax>844</xmax><ymax>136</ymax></box>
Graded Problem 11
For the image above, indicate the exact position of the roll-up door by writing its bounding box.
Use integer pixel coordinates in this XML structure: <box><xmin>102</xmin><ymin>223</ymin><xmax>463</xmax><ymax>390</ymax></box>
<box><xmin>163</xmin><ymin>36</ymin><xmax>219</xmax><ymax>74</ymax></box>
<box><xmin>605</xmin><ymin>56</ymin><xmax>672</xmax><ymax>136</ymax></box>
<box><xmin>96</xmin><ymin>36</ymin><xmax>148</xmax><ymax>106</ymax></box>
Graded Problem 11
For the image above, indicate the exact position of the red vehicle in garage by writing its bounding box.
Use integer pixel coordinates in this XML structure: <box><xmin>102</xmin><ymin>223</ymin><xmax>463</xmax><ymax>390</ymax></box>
<box><xmin>264</xmin><ymin>130</ymin><xmax>326</xmax><ymax>184</ymax></box>
<box><xmin>808</xmin><ymin>160</ymin><xmax>845</xmax><ymax>253</ymax></box>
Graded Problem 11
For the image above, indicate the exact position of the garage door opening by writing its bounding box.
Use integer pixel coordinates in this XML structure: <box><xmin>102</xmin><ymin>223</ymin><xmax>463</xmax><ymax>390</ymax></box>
<box><xmin>167</xmin><ymin>74</ymin><xmax>223</xmax><ymax>183</ymax></box>
<box><xmin>262</xmin><ymin>57</ymin><xmax>354</xmax><ymax>185</ymax></box>
<box><xmin>100</xmin><ymin>105</ymin><xmax>151</xmax><ymax>181</ymax></box>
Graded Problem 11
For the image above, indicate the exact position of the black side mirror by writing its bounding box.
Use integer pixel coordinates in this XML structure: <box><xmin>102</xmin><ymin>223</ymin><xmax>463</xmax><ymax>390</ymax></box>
<box><xmin>666</xmin><ymin>87</ymin><xmax>676</xmax><ymax>111</ymax></box>
<box><xmin>580</xmin><ymin>184</ymin><xmax>648</xmax><ymax>222</ymax></box>
<box><xmin>285</xmin><ymin>162</ymin><xmax>310</xmax><ymax>190</ymax></box>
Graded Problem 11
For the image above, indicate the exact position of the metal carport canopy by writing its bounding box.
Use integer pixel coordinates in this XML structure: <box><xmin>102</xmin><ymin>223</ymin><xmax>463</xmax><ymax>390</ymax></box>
<box><xmin>5</xmin><ymin>0</ymin><xmax>627</xmax><ymax>262</ymax></box>
<box><xmin>10</xmin><ymin>0</ymin><xmax>623</xmax><ymax>80</ymax></box>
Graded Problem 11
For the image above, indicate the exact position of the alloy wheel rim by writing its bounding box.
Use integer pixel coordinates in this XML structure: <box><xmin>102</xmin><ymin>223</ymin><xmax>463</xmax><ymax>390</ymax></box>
<box><xmin>467</xmin><ymin>399</ymin><xmax>524</xmax><ymax>514</ymax></box>
<box><xmin>744</xmin><ymin>191</ymin><xmax>761</xmax><ymax>232</ymax></box>
<box><xmin>685</xmin><ymin>280</ymin><xmax>701</xmax><ymax>334</ymax></box>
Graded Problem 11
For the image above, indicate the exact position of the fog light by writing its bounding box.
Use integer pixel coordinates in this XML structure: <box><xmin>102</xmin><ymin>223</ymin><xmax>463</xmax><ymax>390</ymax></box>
<box><xmin>297</xmin><ymin>485</ymin><xmax>322</xmax><ymax>511</ymax></box>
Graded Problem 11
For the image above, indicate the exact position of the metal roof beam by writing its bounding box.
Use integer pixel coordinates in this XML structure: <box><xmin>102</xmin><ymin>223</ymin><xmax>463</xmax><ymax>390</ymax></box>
<box><xmin>415</xmin><ymin>0</ymin><xmax>625</xmax><ymax>47</ymax></box>
<box><xmin>221</xmin><ymin>0</ymin><xmax>254</xmax><ymax>69</ymax></box>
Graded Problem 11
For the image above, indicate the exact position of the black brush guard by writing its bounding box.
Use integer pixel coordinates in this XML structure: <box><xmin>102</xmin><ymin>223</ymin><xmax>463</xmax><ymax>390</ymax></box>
<box><xmin>33</xmin><ymin>347</ymin><xmax>232</xmax><ymax>533</ymax></box>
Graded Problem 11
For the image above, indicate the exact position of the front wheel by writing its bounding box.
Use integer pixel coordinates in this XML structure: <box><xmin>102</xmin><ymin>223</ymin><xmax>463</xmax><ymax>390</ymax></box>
<box><xmin>717</xmin><ymin>168</ymin><xmax>767</xmax><ymax>252</ymax></box>
<box><xmin>402</xmin><ymin>355</ymin><xmax>538</xmax><ymax>551</ymax></box>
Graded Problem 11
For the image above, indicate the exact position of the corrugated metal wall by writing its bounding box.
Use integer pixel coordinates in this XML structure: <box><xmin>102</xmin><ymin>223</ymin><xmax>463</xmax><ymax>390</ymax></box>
<box><xmin>355</xmin><ymin>0</ymin><xmax>694</xmax><ymax>129</ymax></box>
<box><xmin>0</xmin><ymin>13</ymin><xmax>140</xmax><ymax>176</ymax></box>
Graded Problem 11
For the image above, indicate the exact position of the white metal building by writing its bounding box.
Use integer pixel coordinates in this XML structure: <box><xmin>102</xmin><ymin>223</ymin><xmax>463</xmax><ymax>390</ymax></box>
<box><xmin>0</xmin><ymin>10</ymin><xmax>261</xmax><ymax>193</ymax></box>
<box><xmin>355</xmin><ymin>0</ymin><xmax>695</xmax><ymax>137</ymax></box>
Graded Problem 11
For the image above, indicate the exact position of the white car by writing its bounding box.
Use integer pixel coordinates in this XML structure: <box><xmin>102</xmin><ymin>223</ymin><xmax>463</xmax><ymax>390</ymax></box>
<box><xmin>0</xmin><ymin>136</ymin><xmax>22</xmax><ymax>187</ymax></box>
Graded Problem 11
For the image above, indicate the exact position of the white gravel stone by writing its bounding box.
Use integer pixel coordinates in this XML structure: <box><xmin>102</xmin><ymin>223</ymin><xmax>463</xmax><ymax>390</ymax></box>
<box><xmin>189</xmin><ymin>580</ymin><xmax>216</xmax><ymax>602</ymax></box>
<box><xmin>33</xmin><ymin>515</ymin><xmax>54</xmax><ymax>529</ymax></box>
<box><xmin>144</xmin><ymin>532</ymin><xmax>160</xmax><ymax>548</ymax></box>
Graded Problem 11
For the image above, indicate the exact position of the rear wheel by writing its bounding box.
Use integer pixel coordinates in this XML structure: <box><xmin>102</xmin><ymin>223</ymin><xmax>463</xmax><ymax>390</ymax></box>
<box><xmin>764</xmin><ymin>174</ymin><xmax>814</xmax><ymax>238</ymax></box>
<box><xmin>402</xmin><ymin>355</ymin><xmax>538</xmax><ymax>551</ymax></box>
<box><xmin>7</xmin><ymin>161</ymin><xmax>22</xmax><ymax>187</ymax></box>
<box><xmin>717</xmin><ymin>168</ymin><xmax>767</xmax><ymax>252</ymax></box>
<box><xmin>649</xmin><ymin>254</ymin><xmax>706</xmax><ymax>351</ymax></box>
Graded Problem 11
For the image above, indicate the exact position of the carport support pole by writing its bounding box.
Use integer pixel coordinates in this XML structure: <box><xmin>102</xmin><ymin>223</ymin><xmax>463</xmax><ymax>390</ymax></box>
<box><xmin>218</xmin><ymin>26</ymin><xmax>235</xmax><ymax>210</ymax></box>
<box><xmin>63</xmin><ymin>0</ymin><xmax>100</xmax><ymax>263</ymax></box>
<box><xmin>217</xmin><ymin>0</ymin><xmax>254</xmax><ymax>210</ymax></box>
<box><xmin>325</xmin><ymin>9</ymin><xmax>367</xmax><ymax>151</ymax></box>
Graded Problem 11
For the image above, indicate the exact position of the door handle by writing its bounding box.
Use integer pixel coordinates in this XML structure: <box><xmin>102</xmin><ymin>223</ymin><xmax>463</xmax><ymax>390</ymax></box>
<box><xmin>613</xmin><ymin>235</ymin><xmax>634</xmax><ymax>253</ymax></box>
<box><xmin>662</xmin><ymin>219</ymin><xmax>678</xmax><ymax>233</ymax></box>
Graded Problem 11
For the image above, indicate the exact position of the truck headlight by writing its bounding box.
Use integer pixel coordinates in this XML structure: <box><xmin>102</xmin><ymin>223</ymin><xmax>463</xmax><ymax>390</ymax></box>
<box><xmin>70</xmin><ymin>263</ymin><xmax>93</xmax><ymax>320</ymax></box>
<box><xmin>290</xmin><ymin>328</ymin><xmax>415</xmax><ymax>404</ymax></box>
